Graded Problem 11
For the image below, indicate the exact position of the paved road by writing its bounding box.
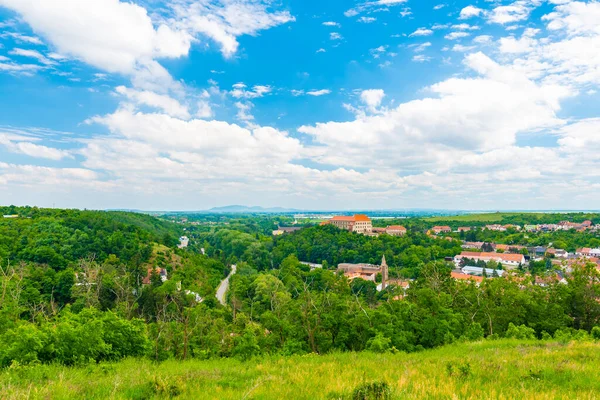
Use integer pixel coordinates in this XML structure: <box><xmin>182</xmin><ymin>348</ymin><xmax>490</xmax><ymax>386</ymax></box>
<box><xmin>216</xmin><ymin>264</ymin><xmax>237</xmax><ymax>306</ymax></box>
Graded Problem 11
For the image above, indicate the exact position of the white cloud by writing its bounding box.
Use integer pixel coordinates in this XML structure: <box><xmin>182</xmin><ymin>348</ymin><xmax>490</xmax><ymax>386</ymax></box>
<box><xmin>330</xmin><ymin>32</ymin><xmax>343</xmax><ymax>40</ymax></box>
<box><xmin>358</xmin><ymin>17</ymin><xmax>377</xmax><ymax>23</ymax></box>
<box><xmin>0</xmin><ymin>133</ymin><xmax>71</xmax><ymax>160</ymax></box>
<box><xmin>322</xmin><ymin>21</ymin><xmax>340</xmax><ymax>27</ymax></box>
<box><xmin>412</xmin><ymin>54</ymin><xmax>432</xmax><ymax>62</ymax></box>
<box><xmin>488</xmin><ymin>1</ymin><xmax>541</xmax><ymax>25</ymax></box>
<box><xmin>230</xmin><ymin>84</ymin><xmax>272</xmax><ymax>99</ymax></box>
<box><xmin>0</xmin><ymin>32</ymin><xmax>43</xmax><ymax>45</ymax></box>
<box><xmin>345</xmin><ymin>0</ymin><xmax>408</xmax><ymax>17</ymax></box>
<box><xmin>115</xmin><ymin>86</ymin><xmax>190</xmax><ymax>119</ymax></box>
<box><xmin>409</xmin><ymin>28</ymin><xmax>433</xmax><ymax>37</ymax></box>
<box><xmin>8</xmin><ymin>48</ymin><xmax>56</xmax><ymax>65</ymax></box>
<box><xmin>360</xmin><ymin>89</ymin><xmax>385</xmax><ymax>110</ymax></box>
<box><xmin>306</xmin><ymin>89</ymin><xmax>331</xmax><ymax>96</ymax></box>
<box><xmin>459</xmin><ymin>5</ymin><xmax>484</xmax><ymax>19</ymax></box>
<box><xmin>445</xmin><ymin>32</ymin><xmax>470</xmax><ymax>40</ymax></box>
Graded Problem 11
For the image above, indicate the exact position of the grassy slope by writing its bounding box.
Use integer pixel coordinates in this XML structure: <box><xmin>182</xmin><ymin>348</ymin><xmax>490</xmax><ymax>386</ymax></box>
<box><xmin>2</xmin><ymin>340</ymin><xmax>599</xmax><ymax>399</ymax></box>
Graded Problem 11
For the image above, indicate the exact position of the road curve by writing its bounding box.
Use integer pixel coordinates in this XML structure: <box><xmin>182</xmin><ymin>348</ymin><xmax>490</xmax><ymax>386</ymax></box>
<box><xmin>216</xmin><ymin>264</ymin><xmax>237</xmax><ymax>306</ymax></box>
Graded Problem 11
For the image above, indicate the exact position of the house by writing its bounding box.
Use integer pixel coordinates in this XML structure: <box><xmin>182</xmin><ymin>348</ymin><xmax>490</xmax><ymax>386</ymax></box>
<box><xmin>431</xmin><ymin>226</ymin><xmax>451</xmax><ymax>234</ymax></box>
<box><xmin>546</xmin><ymin>248</ymin><xmax>568</xmax><ymax>258</ymax></box>
<box><xmin>528</xmin><ymin>246</ymin><xmax>547</xmax><ymax>257</ymax></box>
<box><xmin>177</xmin><ymin>236</ymin><xmax>189</xmax><ymax>249</ymax></box>
<box><xmin>576</xmin><ymin>248</ymin><xmax>600</xmax><ymax>257</ymax></box>
<box><xmin>457</xmin><ymin>227</ymin><xmax>471</xmax><ymax>232</ymax></box>
<box><xmin>142</xmin><ymin>268</ymin><xmax>168</xmax><ymax>285</ymax></box>
<box><xmin>485</xmin><ymin>224</ymin><xmax>506</xmax><ymax>231</ymax></box>
<box><xmin>461</xmin><ymin>266</ymin><xmax>504</xmax><ymax>277</ymax></box>
<box><xmin>386</xmin><ymin>225</ymin><xmax>407</xmax><ymax>236</ymax></box>
<box><xmin>524</xmin><ymin>224</ymin><xmax>538</xmax><ymax>232</ymax></box>
<box><xmin>300</xmin><ymin>261</ymin><xmax>323</xmax><ymax>271</ymax></box>
<box><xmin>451</xmin><ymin>271</ymin><xmax>484</xmax><ymax>284</ymax></box>
<box><xmin>454</xmin><ymin>251</ymin><xmax>525</xmax><ymax>269</ymax></box>
<box><xmin>493</xmin><ymin>244</ymin><xmax>526</xmax><ymax>253</ymax></box>
<box><xmin>325</xmin><ymin>214</ymin><xmax>373</xmax><ymax>234</ymax></box>
<box><xmin>272</xmin><ymin>229</ymin><xmax>284</xmax><ymax>236</ymax></box>
<box><xmin>462</xmin><ymin>241</ymin><xmax>484</xmax><ymax>250</ymax></box>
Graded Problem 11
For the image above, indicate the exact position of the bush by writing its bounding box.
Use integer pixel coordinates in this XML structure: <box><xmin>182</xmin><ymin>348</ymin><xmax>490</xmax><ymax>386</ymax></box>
<box><xmin>0</xmin><ymin>324</ymin><xmax>50</xmax><ymax>367</ymax></box>
<box><xmin>463</xmin><ymin>323</ymin><xmax>484</xmax><ymax>341</ymax></box>
<box><xmin>505</xmin><ymin>323</ymin><xmax>536</xmax><ymax>340</ymax></box>
<box><xmin>352</xmin><ymin>381</ymin><xmax>391</xmax><ymax>400</ymax></box>
<box><xmin>366</xmin><ymin>332</ymin><xmax>392</xmax><ymax>353</ymax></box>
<box><xmin>591</xmin><ymin>326</ymin><xmax>600</xmax><ymax>340</ymax></box>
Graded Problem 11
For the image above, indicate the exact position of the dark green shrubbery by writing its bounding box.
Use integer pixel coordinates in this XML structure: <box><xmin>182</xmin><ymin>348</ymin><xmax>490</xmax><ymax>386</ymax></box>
<box><xmin>351</xmin><ymin>381</ymin><xmax>391</xmax><ymax>400</ymax></box>
<box><xmin>0</xmin><ymin>309</ymin><xmax>149</xmax><ymax>367</ymax></box>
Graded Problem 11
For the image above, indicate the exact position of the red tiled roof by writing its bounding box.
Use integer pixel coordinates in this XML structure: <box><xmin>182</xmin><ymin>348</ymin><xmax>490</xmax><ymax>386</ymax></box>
<box><xmin>451</xmin><ymin>272</ymin><xmax>484</xmax><ymax>282</ymax></box>
<box><xmin>330</xmin><ymin>214</ymin><xmax>371</xmax><ymax>222</ymax></box>
<box><xmin>457</xmin><ymin>251</ymin><xmax>524</xmax><ymax>262</ymax></box>
<box><xmin>386</xmin><ymin>225</ymin><xmax>406</xmax><ymax>231</ymax></box>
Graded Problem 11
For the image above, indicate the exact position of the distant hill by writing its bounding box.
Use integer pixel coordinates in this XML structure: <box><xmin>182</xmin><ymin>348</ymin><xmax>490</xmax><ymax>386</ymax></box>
<box><xmin>209</xmin><ymin>205</ymin><xmax>300</xmax><ymax>213</ymax></box>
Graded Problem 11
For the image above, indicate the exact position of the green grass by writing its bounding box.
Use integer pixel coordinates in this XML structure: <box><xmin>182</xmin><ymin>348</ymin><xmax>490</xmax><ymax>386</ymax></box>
<box><xmin>2</xmin><ymin>340</ymin><xmax>600</xmax><ymax>399</ymax></box>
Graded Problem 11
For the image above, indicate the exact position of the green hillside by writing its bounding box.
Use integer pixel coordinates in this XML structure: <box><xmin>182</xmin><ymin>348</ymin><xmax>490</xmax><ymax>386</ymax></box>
<box><xmin>1</xmin><ymin>340</ymin><xmax>599</xmax><ymax>399</ymax></box>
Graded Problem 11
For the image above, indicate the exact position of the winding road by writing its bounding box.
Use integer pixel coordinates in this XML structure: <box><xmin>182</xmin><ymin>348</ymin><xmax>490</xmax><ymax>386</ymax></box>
<box><xmin>216</xmin><ymin>264</ymin><xmax>237</xmax><ymax>306</ymax></box>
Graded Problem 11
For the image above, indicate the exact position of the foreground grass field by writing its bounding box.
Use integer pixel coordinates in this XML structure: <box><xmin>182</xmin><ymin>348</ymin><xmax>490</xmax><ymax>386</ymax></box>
<box><xmin>1</xmin><ymin>340</ymin><xmax>599</xmax><ymax>399</ymax></box>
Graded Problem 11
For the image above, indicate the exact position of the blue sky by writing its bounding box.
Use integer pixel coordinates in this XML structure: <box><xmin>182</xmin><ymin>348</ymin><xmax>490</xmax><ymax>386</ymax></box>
<box><xmin>1</xmin><ymin>0</ymin><xmax>600</xmax><ymax>211</ymax></box>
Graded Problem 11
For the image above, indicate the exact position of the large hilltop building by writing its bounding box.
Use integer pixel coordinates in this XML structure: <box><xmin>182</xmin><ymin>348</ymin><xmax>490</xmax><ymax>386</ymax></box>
<box><xmin>325</xmin><ymin>214</ymin><xmax>372</xmax><ymax>234</ymax></box>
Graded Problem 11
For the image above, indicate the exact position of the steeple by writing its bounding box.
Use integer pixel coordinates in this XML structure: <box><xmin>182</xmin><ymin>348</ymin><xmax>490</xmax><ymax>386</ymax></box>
<box><xmin>381</xmin><ymin>255</ymin><xmax>388</xmax><ymax>290</ymax></box>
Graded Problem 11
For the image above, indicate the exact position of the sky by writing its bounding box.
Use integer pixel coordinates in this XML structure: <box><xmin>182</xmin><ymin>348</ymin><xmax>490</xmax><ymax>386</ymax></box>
<box><xmin>0</xmin><ymin>0</ymin><xmax>600</xmax><ymax>211</ymax></box>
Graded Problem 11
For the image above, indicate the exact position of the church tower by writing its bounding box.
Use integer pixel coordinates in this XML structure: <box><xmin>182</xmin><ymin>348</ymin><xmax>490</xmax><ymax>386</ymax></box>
<box><xmin>381</xmin><ymin>255</ymin><xmax>388</xmax><ymax>290</ymax></box>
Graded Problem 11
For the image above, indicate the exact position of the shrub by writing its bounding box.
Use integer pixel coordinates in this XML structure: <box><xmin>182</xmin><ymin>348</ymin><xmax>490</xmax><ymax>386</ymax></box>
<box><xmin>463</xmin><ymin>323</ymin><xmax>484</xmax><ymax>341</ymax></box>
<box><xmin>351</xmin><ymin>381</ymin><xmax>391</xmax><ymax>400</ymax></box>
<box><xmin>505</xmin><ymin>323</ymin><xmax>536</xmax><ymax>340</ymax></box>
<box><xmin>0</xmin><ymin>324</ymin><xmax>50</xmax><ymax>367</ymax></box>
<box><xmin>366</xmin><ymin>332</ymin><xmax>392</xmax><ymax>354</ymax></box>
<box><xmin>591</xmin><ymin>326</ymin><xmax>600</xmax><ymax>340</ymax></box>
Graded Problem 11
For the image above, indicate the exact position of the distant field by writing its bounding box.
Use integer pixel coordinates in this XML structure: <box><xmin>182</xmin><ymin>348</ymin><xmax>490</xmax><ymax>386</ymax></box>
<box><xmin>2</xmin><ymin>340</ymin><xmax>599</xmax><ymax>399</ymax></box>
<box><xmin>425</xmin><ymin>213</ymin><xmax>512</xmax><ymax>222</ymax></box>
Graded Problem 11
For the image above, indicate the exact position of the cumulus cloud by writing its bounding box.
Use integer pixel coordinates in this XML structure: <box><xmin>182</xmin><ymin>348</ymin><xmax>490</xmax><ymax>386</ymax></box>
<box><xmin>459</xmin><ymin>5</ymin><xmax>484</xmax><ymax>19</ymax></box>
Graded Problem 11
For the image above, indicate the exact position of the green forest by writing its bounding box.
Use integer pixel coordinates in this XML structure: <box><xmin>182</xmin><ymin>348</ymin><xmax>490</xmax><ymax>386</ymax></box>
<box><xmin>1</xmin><ymin>207</ymin><xmax>600</xmax><ymax>374</ymax></box>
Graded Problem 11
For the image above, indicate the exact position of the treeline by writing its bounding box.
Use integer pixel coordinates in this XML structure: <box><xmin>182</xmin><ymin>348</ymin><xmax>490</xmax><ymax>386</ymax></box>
<box><xmin>197</xmin><ymin>225</ymin><xmax>462</xmax><ymax>278</ymax></box>
<box><xmin>2</xmin><ymin>256</ymin><xmax>599</xmax><ymax>367</ymax></box>
<box><xmin>0</xmin><ymin>206</ymin><xmax>180</xmax><ymax>269</ymax></box>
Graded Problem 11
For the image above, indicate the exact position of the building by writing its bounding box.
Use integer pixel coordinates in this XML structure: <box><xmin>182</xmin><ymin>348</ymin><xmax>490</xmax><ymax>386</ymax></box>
<box><xmin>454</xmin><ymin>251</ymin><xmax>525</xmax><ymax>269</ymax></box>
<box><xmin>451</xmin><ymin>271</ymin><xmax>484</xmax><ymax>284</ymax></box>
<box><xmin>177</xmin><ymin>236</ymin><xmax>189</xmax><ymax>249</ymax></box>
<box><xmin>461</xmin><ymin>266</ymin><xmax>504</xmax><ymax>277</ymax></box>
<box><xmin>485</xmin><ymin>224</ymin><xmax>506</xmax><ymax>231</ymax></box>
<box><xmin>576</xmin><ymin>248</ymin><xmax>600</xmax><ymax>257</ymax></box>
<box><xmin>386</xmin><ymin>225</ymin><xmax>407</xmax><ymax>236</ymax></box>
<box><xmin>2</xmin><ymin>215</ymin><xmax>18</xmax><ymax>218</ymax></box>
<box><xmin>300</xmin><ymin>261</ymin><xmax>323</xmax><ymax>271</ymax></box>
<box><xmin>338</xmin><ymin>255</ymin><xmax>388</xmax><ymax>288</ymax></box>
<box><xmin>431</xmin><ymin>226</ymin><xmax>451</xmax><ymax>234</ymax></box>
<box><xmin>462</xmin><ymin>241</ymin><xmax>484</xmax><ymax>250</ymax></box>
<box><xmin>546</xmin><ymin>248</ymin><xmax>568</xmax><ymax>258</ymax></box>
<box><xmin>457</xmin><ymin>227</ymin><xmax>471</xmax><ymax>232</ymax></box>
<box><xmin>493</xmin><ymin>244</ymin><xmax>526</xmax><ymax>253</ymax></box>
<box><xmin>326</xmin><ymin>214</ymin><xmax>372</xmax><ymax>234</ymax></box>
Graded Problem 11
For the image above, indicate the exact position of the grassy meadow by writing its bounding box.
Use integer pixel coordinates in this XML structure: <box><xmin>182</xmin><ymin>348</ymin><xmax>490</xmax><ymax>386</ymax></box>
<box><xmin>2</xmin><ymin>340</ymin><xmax>600</xmax><ymax>399</ymax></box>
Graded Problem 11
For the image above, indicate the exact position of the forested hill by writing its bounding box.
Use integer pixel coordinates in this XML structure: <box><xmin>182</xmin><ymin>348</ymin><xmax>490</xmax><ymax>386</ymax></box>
<box><xmin>0</xmin><ymin>206</ymin><xmax>180</xmax><ymax>269</ymax></box>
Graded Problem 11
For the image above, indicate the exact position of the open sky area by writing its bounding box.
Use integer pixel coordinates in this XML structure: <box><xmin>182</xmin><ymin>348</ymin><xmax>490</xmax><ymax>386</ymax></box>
<box><xmin>1</xmin><ymin>0</ymin><xmax>599</xmax><ymax>211</ymax></box>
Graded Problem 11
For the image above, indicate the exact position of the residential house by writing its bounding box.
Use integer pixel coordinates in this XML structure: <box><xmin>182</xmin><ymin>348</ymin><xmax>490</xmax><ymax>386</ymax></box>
<box><xmin>457</xmin><ymin>227</ymin><xmax>471</xmax><ymax>232</ymax></box>
<box><xmin>485</xmin><ymin>224</ymin><xmax>507</xmax><ymax>231</ymax></box>
<box><xmin>431</xmin><ymin>225</ymin><xmax>451</xmax><ymax>234</ymax></box>
<box><xmin>177</xmin><ymin>236</ymin><xmax>189</xmax><ymax>249</ymax></box>
<box><xmin>461</xmin><ymin>241</ymin><xmax>484</xmax><ymax>250</ymax></box>
<box><xmin>386</xmin><ymin>225</ymin><xmax>407</xmax><ymax>236</ymax></box>
<box><xmin>451</xmin><ymin>271</ymin><xmax>484</xmax><ymax>284</ymax></box>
